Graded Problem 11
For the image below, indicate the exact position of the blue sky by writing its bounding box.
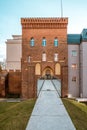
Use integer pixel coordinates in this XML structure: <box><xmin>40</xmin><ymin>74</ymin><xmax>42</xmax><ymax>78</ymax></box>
<box><xmin>0</xmin><ymin>0</ymin><xmax>87</xmax><ymax>61</ymax></box>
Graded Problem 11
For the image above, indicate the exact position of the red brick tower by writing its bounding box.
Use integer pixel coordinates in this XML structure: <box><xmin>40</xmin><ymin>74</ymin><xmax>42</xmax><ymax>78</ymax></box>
<box><xmin>21</xmin><ymin>17</ymin><xmax>68</xmax><ymax>99</ymax></box>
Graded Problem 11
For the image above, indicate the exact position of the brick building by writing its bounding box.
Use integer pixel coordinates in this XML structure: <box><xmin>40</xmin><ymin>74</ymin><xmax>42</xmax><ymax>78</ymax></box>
<box><xmin>4</xmin><ymin>17</ymin><xmax>87</xmax><ymax>99</ymax></box>
<box><xmin>21</xmin><ymin>17</ymin><xmax>68</xmax><ymax>99</ymax></box>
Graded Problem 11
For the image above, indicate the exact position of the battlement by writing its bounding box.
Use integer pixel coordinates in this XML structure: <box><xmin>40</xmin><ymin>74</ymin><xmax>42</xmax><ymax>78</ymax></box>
<box><xmin>21</xmin><ymin>17</ymin><xmax>68</xmax><ymax>29</ymax></box>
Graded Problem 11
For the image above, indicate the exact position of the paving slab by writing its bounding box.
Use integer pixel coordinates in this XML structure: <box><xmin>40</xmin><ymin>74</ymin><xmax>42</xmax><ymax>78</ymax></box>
<box><xmin>0</xmin><ymin>98</ymin><xmax>21</xmax><ymax>102</ymax></box>
<box><xmin>76</xmin><ymin>98</ymin><xmax>87</xmax><ymax>102</ymax></box>
<box><xmin>26</xmin><ymin>80</ymin><xmax>76</xmax><ymax>130</ymax></box>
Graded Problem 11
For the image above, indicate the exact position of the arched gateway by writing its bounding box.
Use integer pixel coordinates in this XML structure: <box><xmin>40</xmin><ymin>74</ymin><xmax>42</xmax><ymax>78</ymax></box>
<box><xmin>21</xmin><ymin>17</ymin><xmax>68</xmax><ymax>99</ymax></box>
<box><xmin>42</xmin><ymin>67</ymin><xmax>53</xmax><ymax>79</ymax></box>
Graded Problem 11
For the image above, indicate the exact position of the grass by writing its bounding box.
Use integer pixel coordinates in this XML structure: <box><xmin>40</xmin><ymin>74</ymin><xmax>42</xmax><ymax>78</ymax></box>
<box><xmin>0</xmin><ymin>98</ymin><xmax>87</xmax><ymax>130</ymax></box>
<box><xmin>0</xmin><ymin>99</ymin><xmax>36</xmax><ymax>130</ymax></box>
<box><xmin>62</xmin><ymin>98</ymin><xmax>87</xmax><ymax>130</ymax></box>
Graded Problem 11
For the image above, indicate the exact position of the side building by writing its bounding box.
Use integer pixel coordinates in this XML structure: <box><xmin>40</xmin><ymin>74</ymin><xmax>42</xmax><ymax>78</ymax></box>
<box><xmin>80</xmin><ymin>29</ymin><xmax>87</xmax><ymax>98</ymax></box>
<box><xmin>6</xmin><ymin>35</ymin><xmax>22</xmax><ymax>71</ymax></box>
<box><xmin>68</xmin><ymin>34</ymin><xmax>80</xmax><ymax>98</ymax></box>
<box><xmin>68</xmin><ymin>29</ymin><xmax>87</xmax><ymax>98</ymax></box>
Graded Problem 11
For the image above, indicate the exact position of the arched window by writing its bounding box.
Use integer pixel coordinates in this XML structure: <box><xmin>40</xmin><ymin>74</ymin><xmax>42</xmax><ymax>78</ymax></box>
<box><xmin>55</xmin><ymin>63</ymin><xmax>61</xmax><ymax>75</ymax></box>
<box><xmin>54</xmin><ymin>53</ymin><xmax>58</xmax><ymax>62</ymax></box>
<box><xmin>28</xmin><ymin>56</ymin><xmax>31</xmax><ymax>63</ymax></box>
<box><xmin>42</xmin><ymin>52</ymin><xmax>46</xmax><ymax>61</ymax></box>
<box><xmin>35</xmin><ymin>63</ymin><xmax>41</xmax><ymax>75</ymax></box>
<box><xmin>54</xmin><ymin>38</ymin><xmax>58</xmax><ymax>47</ymax></box>
<box><xmin>42</xmin><ymin>37</ymin><xmax>46</xmax><ymax>46</ymax></box>
<box><xmin>30</xmin><ymin>37</ymin><xmax>34</xmax><ymax>46</ymax></box>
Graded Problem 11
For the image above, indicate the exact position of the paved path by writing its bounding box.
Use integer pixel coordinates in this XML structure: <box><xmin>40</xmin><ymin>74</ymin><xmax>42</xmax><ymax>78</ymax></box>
<box><xmin>26</xmin><ymin>80</ymin><xmax>76</xmax><ymax>130</ymax></box>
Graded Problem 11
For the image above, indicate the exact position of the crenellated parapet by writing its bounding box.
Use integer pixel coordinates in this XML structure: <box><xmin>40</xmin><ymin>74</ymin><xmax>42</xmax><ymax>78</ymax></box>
<box><xmin>21</xmin><ymin>17</ymin><xmax>68</xmax><ymax>29</ymax></box>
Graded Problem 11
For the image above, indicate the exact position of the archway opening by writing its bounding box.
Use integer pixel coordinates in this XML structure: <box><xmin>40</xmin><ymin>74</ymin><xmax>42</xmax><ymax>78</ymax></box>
<box><xmin>42</xmin><ymin>66</ymin><xmax>53</xmax><ymax>79</ymax></box>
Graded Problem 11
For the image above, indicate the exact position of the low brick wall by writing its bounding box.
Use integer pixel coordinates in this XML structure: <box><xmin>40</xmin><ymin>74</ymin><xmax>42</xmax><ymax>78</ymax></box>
<box><xmin>0</xmin><ymin>71</ymin><xmax>8</xmax><ymax>97</ymax></box>
<box><xmin>8</xmin><ymin>70</ymin><xmax>21</xmax><ymax>95</ymax></box>
<box><xmin>0</xmin><ymin>70</ymin><xmax>21</xmax><ymax>98</ymax></box>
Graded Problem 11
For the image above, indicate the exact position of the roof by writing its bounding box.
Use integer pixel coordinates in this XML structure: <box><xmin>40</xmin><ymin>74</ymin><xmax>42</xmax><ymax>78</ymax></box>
<box><xmin>67</xmin><ymin>34</ymin><xmax>81</xmax><ymax>44</ymax></box>
<box><xmin>81</xmin><ymin>29</ymin><xmax>87</xmax><ymax>41</ymax></box>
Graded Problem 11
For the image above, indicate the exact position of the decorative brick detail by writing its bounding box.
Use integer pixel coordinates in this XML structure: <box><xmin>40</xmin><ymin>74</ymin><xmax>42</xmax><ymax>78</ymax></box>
<box><xmin>21</xmin><ymin>17</ymin><xmax>68</xmax><ymax>29</ymax></box>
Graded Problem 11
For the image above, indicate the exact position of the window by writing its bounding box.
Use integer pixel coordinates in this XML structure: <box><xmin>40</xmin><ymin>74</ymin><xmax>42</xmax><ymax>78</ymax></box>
<box><xmin>28</xmin><ymin>56</ymin><xmax>31</xmax><ymax>63</ymax></box>
<box><xmin>54</xmin><ymin>53</ymin><xmax>58</xmax><ymax>62</ymax></box>
<box><xmin>54</xmin><ymin>38</ymin><xmax>58</xmax><ymax>47</ymax></box>
<box><xmin>71</xmin><ymin>64</ymin><xmax>77</xmax><ymax>69</ymax></box>
<box><xmin>72</xmin><ymin>50</ymin><xmax>77</xmax><ymax>56</ymax></box>
<box><xmin>30</xmin><ymin>37</ymin><xmax>34</xmax><ymax>46</ymax></box>
<box><xmin>42</xmin><ymin>37</ymin><xmax>46</xmax><ymax>46</ymax></box>
<box><xmin>72</xmin><ymin>76</ymin><xmax>76</xmax><ymax>82</ymax></box>
<box><xmin>42</xmin><ymin>52</ymin><xmax>46</xmax><ymax>61</ymax></box>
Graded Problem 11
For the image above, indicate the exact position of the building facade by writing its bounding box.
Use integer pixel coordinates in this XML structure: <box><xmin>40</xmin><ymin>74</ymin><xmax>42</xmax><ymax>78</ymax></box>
<box><xmin>6</xmin><ymin>35</ymin><xmax>22</xmax><ymax>71</ymax></box>
<box><xmin>5</xmin><ymin>17</ymin><xmax>87</xmax><ymax>99</ymax></box>
<box><xmin>68</xmin><ymin>29</ymin><xmax>87</xmax><ymax>98</ymax></box>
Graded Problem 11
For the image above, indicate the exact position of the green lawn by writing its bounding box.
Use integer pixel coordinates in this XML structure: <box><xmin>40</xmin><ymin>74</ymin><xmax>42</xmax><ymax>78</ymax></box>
<box><xmin>62</xmin><ymin>98</ymin><xmax>87</xmax><ymax>130</ymax></box>
<box><xmin>0</xmin><ymin>98</ymin><xmax>87</xmax><ymax>130</ymax></box>
<box><xmin>0</xmin><ymin>99</ymin><xmax>36</xmax><ymax>130</ymax></box>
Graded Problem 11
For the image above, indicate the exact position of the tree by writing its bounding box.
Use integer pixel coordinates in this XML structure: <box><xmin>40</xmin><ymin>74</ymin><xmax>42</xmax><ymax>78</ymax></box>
<box><xmin>0</xmin><ymin>65</ymin><xmax>2</xmax><ymax>72</ymax></box>
<box><xmin>0</xmin><ymin>64</ymin><xmax>2</xmax><ymax>72</ymax></box>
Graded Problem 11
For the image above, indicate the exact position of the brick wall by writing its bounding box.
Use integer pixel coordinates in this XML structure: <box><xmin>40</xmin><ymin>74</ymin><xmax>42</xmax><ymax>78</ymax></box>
<box><xmin>8</xmin><ymin>70</ymin><xmax>21</xmax><ymax>95</ymax></box>
<box><xmin>0</xmin><ymin>71</ymin><xmax>8</xmax><ymax>97</ymax></box>
<box><xmin>61</xmin><ymin>66</ymin><xmax>68</xmax><ymax>97</ymax></box>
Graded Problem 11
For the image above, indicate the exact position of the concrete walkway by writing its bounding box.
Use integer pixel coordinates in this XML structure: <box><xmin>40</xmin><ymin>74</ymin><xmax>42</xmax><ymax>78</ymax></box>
<box><xmin>26</xmin><ymin>80</ymin><xmax>76</xmax><ymax>130</ymax></box>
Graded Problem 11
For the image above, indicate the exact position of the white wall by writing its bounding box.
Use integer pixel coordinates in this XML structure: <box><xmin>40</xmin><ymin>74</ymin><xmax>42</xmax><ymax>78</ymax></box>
<box><xmin>80</xmin><ymin>42</ymin><xmax>87</xmax><ymax>97</ymax></box>
<box><xmin>68</xmin><ymin>45</ymin><xmax>80</xmax><ymax>97</ymax></box>
<box><xmin>6</xmin><ymin>36</ymin><xmax>22</xmax><ymax>71</ymax></box>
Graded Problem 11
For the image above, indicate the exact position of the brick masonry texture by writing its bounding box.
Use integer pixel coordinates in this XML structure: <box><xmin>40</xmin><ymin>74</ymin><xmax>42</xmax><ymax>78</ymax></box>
<box><xmin>0</xmin><ymin>71</ymin><xmax>21</xmax><ymax>97</ymax></box>
<box><xmin>8</xmin><ymin>71</ymin><xmax>21</xmax><ymax>94</ymax></box>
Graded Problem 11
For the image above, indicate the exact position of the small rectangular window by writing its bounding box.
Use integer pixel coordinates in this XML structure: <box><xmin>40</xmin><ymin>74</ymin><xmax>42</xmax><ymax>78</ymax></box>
<box><xmin>72</xmin><ymin>50</ymin><xmax>77</xmax><ymax>56</ymax></box>
<box><xmin>42</xmin><ymin>53</ymin><xmax>46</xmax><ymax>61</ymax></box>
<box><xmin>54</xmin><ymin>53</ymin><xmax>58</xmax><ymax>62</ymax></box>
<box><xmin>72</xmin><ymin>76</ymin><xmax>76</xmax><ymax>82</ymax></box>
<box><xmin>71</xmin><ymin>64</ymin><xmax>77</xmax><ymax>69</ymax></box>
<box><xmin>28</xmin><ymin>56</ymin><xmax>31</xmax><ymax>63</ymax></box>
